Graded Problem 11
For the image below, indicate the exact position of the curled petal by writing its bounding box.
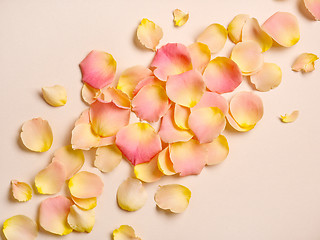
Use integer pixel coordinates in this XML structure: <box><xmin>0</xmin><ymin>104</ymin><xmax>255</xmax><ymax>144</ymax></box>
<box><xmin>157</xmin><ymin>147</ymin><xmax>176</xmax><ymax>176</ymax></box>
<box><xmin>280</xmin><ymin>110</ymin><xmax>299</xmax><ymax>123</ymax></box>
<box><xmin>169</xmin><ymin>139</ymin><xmax>207</xmax><ymax>176</ymax></box>
<box><xmin>94</xmin><ymin>145</ymin><xmax>122</xmax><ymax>173</ymax></box>
<box><xmin>192</xmin><ymin>91</ymin><xmax>228</xmax><ymax>115</ymax></box>
<box><xmin>39</xmin><ymin>196</ymin><xmax>73</xmax><ymax>235</ymax></box>
<box><xmin>35</xmin><ymin>161</ymin><xmax>66</xmax><ymax>195</ymax></box>
<box><xmin>173</xmin><ymin>9</ymin><xmax>189</xmax><ymax>27</ymax></box>
<box><xmin>117</xmin><ymin>177</ymin><xmax>147</xmax><ymax>212</ymax></box>
<box><xmin>292</xmin><ymin>53</ymin><xmax>318</xmax><ymax>72</ymax></box>
<box><xmin>81</xmin><ymin>83</ymin><xmax>100</xmax><ymax>105</ymax></box>
<box><xmin>154</xmin><ymin>184</ymin><xmax>191</xmax><ymax>213</ymax></box>
<box><xmin>174</xmin><ymin>104</ymin><xmax>190</xmax><ymax>130</ymax></box>
<box><xmin>262</xmin><ymin>12</ymin><xmax>300</xmax><ymax>47</ymax></box>
<box><xmin>3</xmin><ymin>215</ymin><xmax>38</xmax><ymax>240</ymax></box>
<box><xmin>11</xmin><ymin>180</ymin><xmax>32</xmax><ymax>202</ymax></box>
<box><xmin>80</xmin><ymin>50</ymin><xmax>116</xmax><ymax>89</ymax></box>
<box><xmin>250</xmin><ymin>62</ymin><xmax>282</xmax><ymax>92</ymax></box>
<box><xmin>137</xmin><ymin>18</ymin><xmax>163</xmax><ymax>51</ymax></box>
<box><xmin>68</xmin><ymin>171</ymin><xmax>104</xmax><ymax>198</ymax></box>
<box><xmin>226</xmin><ymin>113</ymin><xmax>255</xmax><ymax>132</ymax></box>
<box><xmin>304</xmin><ymin>0</ymin><xmax>320</xmax><ymax>20</ymax></box>
<box><xmin>196</xmin><ymin>23</ymin><xmax>228</xmax><ymax>54</ymax></box>
<box><xmin>132</xmin><ymin>76</ymin><xmax>165</xmax><ymax>97</ymax></box>
<box><xmin>203</xmin><ymin>57</ymin><xmax>242</xmax><ymax>93</ymax></box>
<box><xmin>67</xmin><ymin>205</ymin><xmax>95</xmax><ymax>233</ymax></box>
<box><xmin>71</xmin><ymin>123</ymin><xmax>100</xmax><ymax>150</ymax></box>
<box><xmin>150</xmin><ymin>43</ymin><xmax>192</xmax><ymax>81</ymax></box>
<box><xmin>113</xmin><ymin>225</ymin><xmax>142</xmax><ymax>240</ymax></box>
<box><xmin>99</xmin><ymin>87</ymin><xmax>131</xmax><ymax>109</ymax></box>
<box><xmin>42</xmin><ymin>85</ymin><xmax>67</xmax><ymax>107</ymax></box>
<box><xmin>71</xmin><ymin>196</ymin><xmax>97</xmax><ymax>210</ymax></box>
<box><xmin>188</xmin><ymin>42</ymin><xmax>211</xmax><ymax>73</ymax></box>
<box><xmin>20</xmin><ymin>118</ymin><xmax>53</xmax><ymax>152</ymax></box>
<box><xmin>227</xmin><ymin>14</ymin><xmax>250</xmax><ymax>44</ymax></box>
<box><xmin>134</xmin><ymin>156</ymin><xmax>164</xmax><ymax>183</ymax></box>
<box><xmin>115</xmin><ymin>123</ymin><xmax>162</xmax><ymax>165</ymax></box>
<box><xmin>205</xmin><ymin>135</ymin><xmax>229</xmax><ymax>165</ymax></box>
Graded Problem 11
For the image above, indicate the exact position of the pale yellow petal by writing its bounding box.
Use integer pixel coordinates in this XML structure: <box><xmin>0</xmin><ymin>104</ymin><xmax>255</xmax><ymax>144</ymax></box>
<box><xmin>173</xmin><ymin>9</ymin><xmax>189</xmax><ymax>27</ymax></box>
<box><xmin>11</xmin><ymin>180</ymin><xmax>32</xmax><ymax>202</ymax></box>
<box><xmin>134</xmin><ymin>156</ymin><xmax>164</xmax><ymax>183</ymax></box>
<box><xmin>113</xmin><ymin>225</ymin><xmax>142</xmax><ymax>240</ymax></box>
<box><xmin>42</xmin><ymin>85</ymin><xmax>67</xmax><ymax>107</ymax></box>
<box><xmin>94</xmin><ymin>145</ymin><xmax>122</xmax><ymax>173</ymax></box>
<box><xmin>67</xmin><ymin>205</ymin><xmax>95</xmax><ymax>233</ymax></box>
<box><xmin>71</xmin><ymin>196</ymin><xmax>97</xmax><ymax>210</ymax></box>
<box><xmin>292</xmin><ymin>53</ymin><xmax>318</xmax><ymax>72</ymax></box>
<box><xmin>227</xmin><ymin>14</ymin><xmax>250</xmax><ymax>43</ymax></box>
<box><xmin>137</xmin><ymin>18</ymin><xmax>163</xmax><ymax>51</ymax></box>
<box><xmin>280</xmin><ymin>110</ymin><xmax>299</xmax><ymax>123</ymax></box>
<box><xmin>3</xmin><ymin>215</ymin><xmax>38</xmax><ymax>240</ymax></box>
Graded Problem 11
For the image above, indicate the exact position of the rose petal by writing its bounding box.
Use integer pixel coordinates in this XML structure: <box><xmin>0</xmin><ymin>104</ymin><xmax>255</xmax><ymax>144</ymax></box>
<box><xmin>81</xmin><ymin>83</ymin><xmax>100</xmax><ymax>105</ymax></box>
<box><xmin>187</xmin><ymin>42</ymin><xmax>211</xmax><ymax>74</ymax></box>
<box><xmin>42</xmin><ymin>85</ymin><xmax>67</xmax><ymax>107</ymax></box>
<box><xmin>137</xmin><ymin>18</ymin><xmax>163</xmax><ymax>51</ymax></box>
<box><xmin>280</xmin><ymin>110</ymin><xmax>299</xmax><ymax>123</ymax></box>
<box><xmin>227</xmin><ymin>14</ymin><xmax>250</xmax><ymax>44</ymax></box>
<box><xmin>226</xmin><ymin>113</ymin><xmax>255</xmax><ymax>132</ymax></box>
<box><xmin>132</xmin><ymin>76</ymin><xmax>166</xmax><ymax>97</ymax></box>
<box><xmin>71</xmin><ymin>123</ymin><xmax>100</xmax><ymax>150</ymax></box>
<box><xmin>196</xmin><ymin>23</ymin><xmax>228</xmax><ymax>54</ymax></box>
<box><xmin>203</xmin><ymin>57</ymin><xmax>243</xmax><ymax>93</ymax></box>
<box><xmin>113</xmin><ymin>225</ymin><xmax>142</xmax><ymax>240</ymax></box>
<box><xmin>71</xmin><ymin>196</ymin><xmax>97</xmax><ymax>210</ymax></box>
<box><xmin>154</xmin><ymin>184</ymin><xmax>191</xmax><ymax>213</ymax></box>
<box><xmin>174</xmin><ymin>104</ymin><xmax>190</xmax><ymax>130</ymax></box>
<box><xmin>169</xmin><ymin>139</ymin><xmax>207</xmax><ymax>176</ymax></box>
<box><xmin>205</xmin><ymin>135</ymin><xmax>229</xmax><ymax>165</ymax></box>
<box><xmin>3</xmin><ymin>215</ymin><xmax>38</xmax><ymax>240</ymax></box>
<box><xmin>173</xmin><ymin>9</ymin><xmax>189</xmax><ymax>27</ymax></box>
<box><xmin>20</xmin><ymin>118</ymin><xmax>53</xmax><ymax>152</ymax></box>
<box><xmin>157</xmin><ymin>147</ymin><xmax>176</xmax><ymax>176</ymax></box>
<box><xmin>99</xmin><ymin>87</ymin><xmax>131</xmax><ymax>109</ymax></box>
<box><xmin>117</xmin><ymin>177</ymin><xmax>147</xmax><ymax>212</ymax></box>
<box><xmin>250</xmin><ymin>62</ymin><xmax>282</xmax><ymax>92</ymax></box>
<box><xmin>115</xmin><ymin>123</ymin><xmax>162</xmax><ymax>165</ymax></box>
<box><xmin>75</xmin><ymin>109</ymin><xmax>90</xmax><ymax>126</ymax></box>
<box><xmin>150</xmin><ymin>43</ymin><xmax>193</xmax><ymax>81</ymax></box>
<box><xmin>39</xmin><ymin>196</ymin><xmax>73</xmax><ymax>235</ymax></box>
<box><xmin>262</xmin><ymin>12</ymin><xmax>300</xmax><ymax>47</ymax></box>
<box><xmin>11</xmin><ymin>180</ymin><xmax>32</xmax><ymax>202</ymax></box>
<box><xmin>67</xmin><ymin>205</ymin><xmax>95</xmax><ymax>233</ymax></box>
<box><xmin>68</xmin><ymin>171</ymin><xmax>104</xmax><ymax>198</ymax></box>
<box><xmin>98</xmin><ymin>135</ymin><xmax>116</xmax><ymax>147</ymax></box>
<box><xmin>192</xmin><ymin>91</ymin><xmax>228</xmax><ymax>115</ymax></box>
<box><xmin>292</xmin><ymin>53</ymin><xmax>319</xmax><ymax>72</ymax></box>
<box><xmin>94</xmin><ymin>145</ymin><xmax>122</xmax><ymax>173</ymax></box>
<box><xmin>304</xmin><ymin>0</ymin><xmax>320</xmax><ymax>20</ymax></box>
<box><xmin>134</xmin><ymin>156</ymin><xmax>164</xmax><ymax>183</ymax></box>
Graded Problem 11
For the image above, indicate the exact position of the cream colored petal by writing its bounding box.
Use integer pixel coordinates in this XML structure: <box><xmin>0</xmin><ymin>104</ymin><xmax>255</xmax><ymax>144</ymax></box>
<box><xmin>3</xmin><ymin>215</ymin><xmax>38</xmax><ymax>240</ymax></box>
<box><xmin>204</xmin><ymin>135</ymin><xmax>229</xmax><ymax>165</ymax></box>
<box><xmin>227</xmin><ymin>14</ymin><xmax>250</xmax><ymax>44</ymax></box>
<box><xmin>42</xmin><ymin>85</ymin><xmax>67</xmax><ymax>107</ymax></box>
<box><xmin>137</xmin><ymin>18</ymin><xmax>163</xmax><ymax>51</ymax></box>
<box><xmin>67</xmin><ymin>205</ymin><xmax>95</xmax><ymax>233</ymax></box>
<box><xmin>173</xmin><ymin>9</ymin><xmax>189</xmax><ymax>27</ymax></box>
<box><xmin>304</xmin><ymin>0</ymin><xmax>320</xmax><ymax>20</ymax></box>
<box><xmin>134</xmin><ymin>156</ymin><xmax>164</xmax><ymax>183</ymax></box>
<box><xmin>188</xmin><ymin>42</ymin><xmax>211</xmax><ymax>73</ymax></box>
<box><xmin>292</xmin><ymin>53</ymin><xmax>318</xmax><ymax>72</ymax></box>
<box><xmin>94</xmin><ymin>145</ymin><xmax>122</xmax><ymax>173</ymax></box>
<box><xmin>71</xmin><ymin>123</ymin><xmax>100</xmax><ymax>150</ymax></box>
<box><xmin>280</xmin><ymin>110</ymin><xmax>299</xmax><ymax>123</ymax></box>
<box><xmin>81</xmin><ymin>83</ymin><xmax>100</xmax><ymax>105</ymax></box>
<box><xmin>71</xmin><ymin>196</ymin><xmax>97</xmax><ymax>210</ymax></box>
<box><xmin>174</xmin><ymin>104</ymin><xmax>190</xmax><ymax>130</ymax></box>
<box><xmin>113</xmin><ymin>225</ymin><xmax>142</xmax><ymax>240</ymax></box>
<box><xmin>11</xmin><ymin>180</ymin><xmax>32</xmax><ymax>202</ymax></box>
<box><xmin>157</xmin><ymin>147</ymin><xmax>176</xmax><ymax>176</ymax></box>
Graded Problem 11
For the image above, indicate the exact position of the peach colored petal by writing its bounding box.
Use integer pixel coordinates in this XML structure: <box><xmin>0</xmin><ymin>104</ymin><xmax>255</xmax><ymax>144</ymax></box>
<box><xmin>188</xmin><ymin>42</ymin><xmax>211</xmax><ymax>73</ymax></box>
<box><xmin>35</xmin><ymin>161</ymin><xmax>66</xmax><ymax>195</ymax></box>
<box><xmin>117</xmin><ymin>66</ymin><xmax>153</xmax><ymax>99</ymax></box>
<box><xmin>68</xmin><ymin>171</ymin><xmax>104</xmax><ymax>198</ymax></box>
<box><xmin>113</xmin><ymin>225</ymin><xmax>142</xmax><ymax>240</ymax></box>
<box><xmin>98</xmin><ymin>135</ymin><xmax>116</xmax><ymax>147</ymax></box>
<box><xmin>150</xmin><ymin>43</ymin><xmax>193</xmax><ymax>81</ymax></box>
<box><xmin>174</xmin><ymin>104</ymin><xmax>190</xmax><ymax>130</ymax></box>
<box><xmin>192</xmin><ymin>91</ymin><xmax>228</xmax><ymax>115</ymax></box>
<box><xmin>262</xmin><ymin>12</ymin><xmax>300</xmax><ymax>47</ymax></box>
<box><xmin>242</xmin><ymin>18</ymin><xmax>273</xmax><ymax>52</ymax></box>
<box><xmin>20</xmin><ymin>118</ymin><xmax>53</xmax><ymax>152</ymax></box>
<box><xmin>205</xmin><ymin>135</ymin><xmax>229</xmax><ymax>165</ymax></box>
<box><xmin>203</xmin><ymin>57</ymin><xmax>242</xmax><ymax>93</ymax></box>
<box><xmin>71</xmin><ymin>196</ymin><xmax>97</xmax><ymax>210</ymax></box>
<box><xmin>173</xmin><ymin>9</ymin><xmax>189</xmax><ymax>27</ymax></box>
<box><xmin>157</xmin><ymin>147</ymin><xmax>176</xmax><ymax>176</ymax></box>
<box><xmin>115</xmin><ymin>123</ymin><xmax>162</xmax><ymax>165</ymax></box>
<box><xmin>71</xmin><ymin>123</ymin><xmax>100</xmax><ymax>150</ymax></box>
<box><xmin>304</xmin><ymin>0</ymin><xmax>320</xmax><ymax>20</ymax></box>
<box><xmin>132</xmin><ymin>84</ymin><xmax>170</xmax><ymax>122</ymax></box>
<box><xmin>134</xmin><ymin>156</ymin><xmax>164</xmax><ymax>183</ymax></box>
<box><xmin>117</xmin><ymin>177</ymin><xmax>147</xmax><ymax>212</ymax></box>
<box><xmin>42</xmin><ymin>85</ymin><xmax>67</xmax><ymax>107</ymax></box>
<box><xmin>227</xmin><ymin>14</ymin><xmax>250</xmax><ymax>44</ymax></box>
<box><xmin>99</xmin><ymin>87</ymin><xmax>131</xmax><ymax>109</ymax></box>
<box><xmin>226</xmin><ymin>113</ymin><xmax>255</xmax><ymax>132</ymax></box>
<box><xmin>137</xmin><ymin>18</ymin><xmax>163</xmax><ymax>51</ymax></box>
<box><xmin>169</xmin><ymin>139</ymin><xmax>207</xmax><ymax>176</ymax></box>
<box><xmin>11</xmin><ymin>180</ymin><xmax>32</xmax><ymax>202</ymax></box>
<box><xmin>90</xmin><ymin>100</ymin><xmax>130</xmax><ymax>137</ymax></box>
<box><xmin>154</xmin><ymin>184</ymin><xmax>191</xmax><ymax>213</ymax></box>
<box><xmin>81</xmin><ymin>83</ymin><xmax>100</xmax><ymax>105</ymax></box>
<box><xmin>196</xmin><ymin>23</ymin><xmax>228</xmax><ymax>54</ymax></box>
<box><xmin>280</xmin><ymin>110</ymin><xmax>299</xmax><ymax>123</ymax></box>
<box><xmin>230</xmin><ymin>41</ymin><xmax>264</xmax><ymax>75</ymax></box>
<box><xmin>67</xmin><ymin>205</ymin><xmax>95</xmax><ymax>233</ymax></box>
<box><xmin>250</xmin><ymin>62</ymin><xmax>282</xmax><ymax>92</ymax></box>
<box><xmin>292</xmin><ymin>53</ymin><xmax>319</xmax><ymax>72</ymax></box>
<box><xmin>75</xmin><ymin>109</ymin><xmax>90</xmax><ymax>126</ymax></box>
<box><xmin>94</xmin><ymin>145</ymin><xmax>122</xmax><ymax>173</ymax></box>
<box><xmin>39</xmin><ymin>196</ymin><xmax>73</xmax><ymax>235</ymax></box>
<box><xmin>166</xmin><ymin>70</ymin><xmax>205</xmax><ymax>108</ymax></box>
<box><xmin>132</xmin><ymin>76</ymin><xmax>165</xmax><ymax>97</ymax></box>
<box><xmin>3</xmin><ymin>215</ymin><xmax>38</xmax><ymax>240</ymax></box>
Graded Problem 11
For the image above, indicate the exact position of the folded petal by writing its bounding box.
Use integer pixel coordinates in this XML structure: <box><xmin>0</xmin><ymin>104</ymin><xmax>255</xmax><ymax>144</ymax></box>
<box><xmin>115</xmin><ymin>123</ymin><xmax>162</xmax><ymax>165</ymax></box>
<box><xmin>81</xmin><ymin>83</ymin><xmax>100</xmax><ymax>105</ymax></box>
<box><xmin>262</xmin><ymin>12</ymin><xmax>300</xmax><ymax>47</ymax></box>
<box><xmin>11</xmin><ymin>180</ymin><xmax>32</xmax><ymax>202</ymax></box>
<box><xmin>227</xmin><ymin>14</ymin><xmax>250</xmax><ymax>44</ymax></box>
<box><xmin>226</xmin><ymin>113</ymin><xmax>255</xmax><ymax>132</ymax></box>
<box><xmin>67</xmin><ymin>205</ymin><xmax>95</xmax><ymax>233</ymax></box>
<box><xmin>80</xmin><ymin>50</ymin><xmax>117</xmax><ymax>89</ymax></box>
<box><xmin>292</xmin><ymin>53</ymin><xmax>318</xmax><ymax>72</ymax></box>
<box><xmin>117</xmin><ymin>177</ymin><xmax>147</xmax><ymax>211</ymax></box>
<box><xmin>71</xmin><ymin>196</ymin><xmax>97</xmax><ymax>210</ymax></box>
<box><xmin>169</xmin><ymin>139</ymin><xmax>207</xmax><ymax>176</ymax></box>
<box><xmin>280</xmin><ymin>110</ymin><xmax>299</xmax><ymax>123</ymax></box>
<box><xmin>150</xmin><ymin>43</ymin><xmax>193</xmax><ymax>81</ymax></box>
<box><xmin>137</xmin><ymin>18</ymin><xmax>163</xmax><ymax>51</ymax></box>
<box><xmin>94</xmin><ymin>145</ymin><xmax>122</xmax><ymax>173</ymax></box>
<box><xmin>20</xmin><ymin>118</ymin><xmax>53</xmax><ymax>152</ymax></box>
<box><xmin>250</xmin><ymin>62</ymin><xmax>282</xmax><ymax>92</ymax></box>
<box><xmin>157</xmin><ymin>147</ymin><xmax>176</xmax><ymax>176</ymax></box>
<box><xmin>173</xmin><ymin>9</ymin><xmax>189</xmax><ymax>26</ymax></box>
<box><xmin>154</xmin><ymin>184</ymin><xmax>191</xmax><ymax>213</ymax></box>
<box><xmin>196</xmin><ymin>23</ymin><xmax>228</xmax><ymax>54</ymax></box>
<box><xmin>3</xmin><ymin>215</ymin><xmax>38</xmax><ymax>240</ymax></box>
<box><xmin>134</xmin><ymin>156</ymin><xmax>163</xmax><ymax>183</ymax></box>
<box><xmin>132</xmin><ymin>76</ymin><xmax>165</xmax><ymax>97</ymax></box>
<box><xmin>113</xmin><ymin>225</ymin><xmax>142</xmax><ymax>240</ymax></box>
<box><xmin>192</xmin><ymin>91</ymin><xmax>228</xmax><ymax>115</ymax></box>
<box><xmin>174</xmin><ymin>104</ymin><xmax>190</xmax><ymax>130</ymax></box>
<box><xmin>188</xmin><ymin>42</ymin><xmax>211</xmax><ymax>73</ymax></box>
<box><xmin>203</xmin><ymin>57</ymin><xmax>242</xmax><ymax>93</ymax></box>
<box><xmin>304</xmin><ymin>0</ymin><xmax>320</xmax><ymax>20</ymax></box>
<box><xmin>71</xmin><ymin>123</ymin><xmax>100</xmax><ymax>150</ymax></box>
<box><xmin>99</xmin><ymin>87</ymin><xmax>131</xmax><ymax>109</ymax></box>
<box><xmin>42</xmin><ymin>85</ymin><xmax>67</xmax><ymax>107</ymax></box>
<box><xmin>205</xmin><ymin>135</ymin><xmax>229</xmax><ymax>165</ymax></box>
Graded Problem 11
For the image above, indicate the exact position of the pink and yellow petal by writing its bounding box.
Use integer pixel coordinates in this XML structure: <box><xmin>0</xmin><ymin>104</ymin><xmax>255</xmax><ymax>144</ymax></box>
<box><xmin>134</xmin><ymin>156</ymin><xmax>164</xmax><ymax>183</ymax></box>
<box><xmin>98</xmin><ymin>135</ymin><xmax>116</xmax><ymax>147</ymax></box>
<box><xmin>227</xmin><ymin>14</ymin><xmax>250</xmax><ymax>43</ymax></box>
<box><xmin>137</xmin><ymin>18</ymin><xmax>163</xmax><ymax>51</ymax></box>
<box><xmin>94</xmin><ymin>145</ymin><xmax>122</xmax><ymax>173</ymax></box>
<box><xmin>173</xmin><ymin>9</ymin><xmax>189</xmax><ymax>26</ymax></box>
<box><xmin>188</xmin><ymin>42</ymin><xmax>211</xmax><ymax>73</ymax></box>
<box><xmin>280</xmin><ymin>110</ymin><xmax>299</xmax><ymax>123</ymax></box>
<box><xmin>11</xmin><ymin>180</ymin><xmax>32</xmax><ymax>202</ymax></box>
<box><xmin>67</xmin><ymin>205</ymin><xmax>95</xmax><ymax>233</ymax></box>
<box><xmin>42</xmin><ymin>85</ymin><xmax>67</xmax><ymax>107</ymax></box>
<box><xmin>71</xmin><ymin>196</ymin><xmax>97</xmax><ymax>210</ymax></box>
<box><xmin>205</xmin><ymin>135</ymin><xmax>229</xmax><ymax>165</ymax></box>
<box><xmin>3</xmin><ymin>215</ymin><xmax>38</xmax><ymax>240</ymax></box>
<box><xmin>113</xmin><ymin>225</ymin><xmax>142</xmax><ymax>240</ymax></box>
<box><xmin>99</xmin><ymin>87</ymin><xmax>131</xmax><ymax>109</ymax></box>
<box><xmin>292</xmin><ymin>53</ymin><xmax>318</xmax><ymax>72</ymax></box>
<box><xmin>75</xmin><ymin>109</ymin><xmax>90</xmax><ymax>126</ymax></box>
<box><xmin>192</xmin><ymin>91</ymin><xmax>228</xmax><ymax>115</ymax></box>
<box><xmin>81</xmin><ymin>83</ymin><xmax>100</xmax><ymax>105</ymax></box>
<box><xmin>304</xmin><ymin>0</ymin><xmax>320</xmax><ymax>20</ymax></box>
<box><xmin>71</xmin><ymin>123</ymin><xmax>101</xmax><ymax>150</ymax></box>
<box><xmin>226</xmin><ymin>113</ymin><xmax>255</xmax><ymax>132</ymax></box>
<box><xmin>174</xmin><ymin>104</ymin><xmax>190</xmax><ymax>130</ymax></box>
<box><xmin>157</xmin><ymin>147</ymin><xmax>176</xmax><ymax>176</ymax></box>
<box><xmin>132</xmin><ymin>76</ymin><xmax>165</xmax><ymax>97</ymax></box>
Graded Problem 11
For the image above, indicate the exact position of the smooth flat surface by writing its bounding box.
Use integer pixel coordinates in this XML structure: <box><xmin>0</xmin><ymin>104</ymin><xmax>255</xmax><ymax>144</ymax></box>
<box><xmin>1</xmin><ymin>0</ymin><xmax>320</xmax><ymax>239</ymax></box>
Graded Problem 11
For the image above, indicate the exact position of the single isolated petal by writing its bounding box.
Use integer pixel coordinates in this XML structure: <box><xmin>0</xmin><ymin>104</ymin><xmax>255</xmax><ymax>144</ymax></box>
<box><xmin>203</xmin><ymin>57</ymin><xmax>242</xmax><ymax>93</ymax></box>
<box><xmin>150</xmin><ymin>43</ymin><xmax>192</xmax><ymax>81</ymax></box>
<box><xmin>115</xmin><ymin>123</ymin><xmax>162</xmax><ymax>165</ymax></box>
<box><xmin>205</xmin><ymin>135</ymin><xmax>229</xmax><ymax>165</ymax></box>
<box><xmin>173</xmin><ymin>9</ymin><xmax>189</xmax><ymax>27</ymax></box>
<box><xmin>71</xmin><ymin>196</ymin><xmax>97</xmax><ymax>210</ymax></box>
<box><xmin>250</xmin><ymin>62</ymin><xmax>282</xmax><ymax>92</ymax></box>
<box><xmin>169</xmin><ymin>139</ymin><xmax>207</xmax><ymax>176</ymax></box>
<box><xmin>292</xmin><ymin>53</ymin><xmax>319</xmax><ymax>72</ymax></box>
<box><xmin>154</xmin><ymin>184</ymin><xmax>191</xmax><ymax>213</ymax></box>
<box><xmin>20</xmin><ymin>118</ymin><xmax>53</xmax><ymax>152</ymax></box>
<box><xmin>174</xmin><ymin>104</ymin><xmax>190</xmax><ymax>130</ymax></box>
<box><xmin>196</xmin><ymin>23</ymin><xmax>228</xmax><ymax>54</ymax></box>
<box><xmin>113</xmin><ymin>225</ymin><xmax>142</xmax><ymax>240</ymax></box>
<box><xmin>99</xmin><ymin>87</ymin><xmax>131</xmax><ymax>109</ymax></box>
<box><xmin>81</xmin><ymin>83</ymin><xmax>100</xmax><ymax>105</ymax></box>
<box><xmin>3</xmin><ymin>215</ymin><xmax>38</xmax><ymax>240</ymax></box>
<box><xmin>280</xmin><ymin>110</ymin><xmax>299</xmax><ymax>123</ymax></box>
<box><xmin>188</xmin><ymin>42</ymin><xmax>211</xmax><ymax>73</ymax></box>
<box><xmin>226</xmin><ymin>113</ymin><xmax>255</xmax><ymax>132</ymax></box>
<box><xmin>134</xmin><ymin>156</ymin><xmax>164</xmax><ymax>183</ymax></box>
<box><xmin>132</xmin><ymin>76</ymin><xmax>165</xmax><ymax>97</ymax></box>
<box><xmin>39</xmin><ymin>196</ymin><xmax>73</xmax><ymax>235</ymax></box>
<box><xmin>71</xmin><ymin>123</ymin><xmax>100</xmax><ymax>150</ymax></box>
<box><xmin>262</xmin><ymin>12</ymin><xmax>300</xmax><ymax>47</ymax></box>
<box><xmin>137</xmin><ymin>18</ymin><xmax>163</xmax><ymax>51</ymax></box>
<box><xmin>94</xmin><ymin>145</ymin><xmax>122</xmax><ymax>173</ymax></box>
<box><xmin>42</xmin><ymin>85</ymin><xmax>67</xmax><ymax>107</ymax></box>
<box><xmin>11</xmin><ymin>180</ymin><xmax>32</xmax><ymax>202</ymax></box>
<box><xmin>67</xmin><ymin>205</ymin><xmax>95</xmax><ymax>233</ymax></box>
<box><xmin>117</xmin><ymin>177</ymin><xmax>147</xmax><ymax>211</ymax></box>
<box><xmin>192</xmin><ymin>91</ymin><xmax>228</xmax><ymax>115</ymax></box>
<box><xmin>157</xmin><ymin>147</ymin><xmax>176</xmax><ymax>176</ymax></box>
<box><xmin>68</xmin><ymin>171</ymin><xmax>104</xmax><ymax>199</ymax></box>
<box><xmin>304</xmin><ymin>0</ymin><xmax>320</xmax><ymax>20</ymax></box>
<box><xmin>227</xmin><ymin>14</ymin><xmax>250</xmax><ymax>44</ymax></box>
